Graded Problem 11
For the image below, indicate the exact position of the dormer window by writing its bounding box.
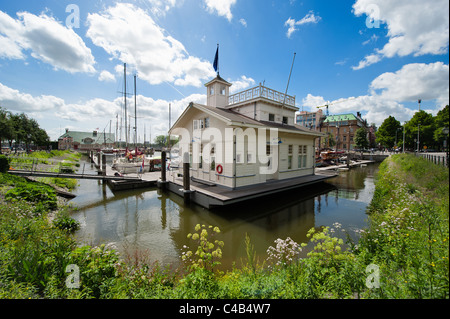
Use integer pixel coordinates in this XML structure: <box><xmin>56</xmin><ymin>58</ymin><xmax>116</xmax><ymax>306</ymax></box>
<box><xmin>282</xmin><ymin>117</ymin><xmax>288</xmax><ymax>124</ymax></box>
<box><xmin>220</xmin><ymin>86</ymin><xmax>226</xmax><ymax>95</ymax></box>
<box><xmin>269</xmin><ymin>113</ymin><xmax>275</xmax><ymax>121</ymax></box>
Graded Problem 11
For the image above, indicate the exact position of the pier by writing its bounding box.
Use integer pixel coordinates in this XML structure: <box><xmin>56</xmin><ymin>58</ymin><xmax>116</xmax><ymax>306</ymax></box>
<box><xmin>7</xmin><ymin>151</ymin><xmax>372</xmax><ymax>208</ymax></box>
<box><xmin>88</xmin><ymin>151</ymin><xmax>343</xmax><ymax>208</ymax></box>
<box><xmin>164</xmin><ymin>172</ymin><xmax>336</xmax><ymax>209</ymax></box>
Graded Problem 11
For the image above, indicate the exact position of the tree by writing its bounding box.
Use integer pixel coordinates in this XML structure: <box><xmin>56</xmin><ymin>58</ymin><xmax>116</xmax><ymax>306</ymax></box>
<box><xmin>154</xmin><ymin>135</ymin><xmax>167</xmax><ymax>147</ymax></box>
<box><xmin>0</xmin><ymin>107</ymin><xmax>13</xmax><ymax>153</ymax></box>
<box><xmin>376</xmin><ymin>116</ymin><xmax>401</xmax><ymax>148</ymax></box>
<box><xmin>404</xmin><ymin>110</ymin><xmax>435</xmax><ymax>150</ymax></box>
<box><xmin>0</xmin><ymin>108</ymin><xmax>50</xmax><ymax>151</ymax></box>
<box><xmin>433</xmin><ymin>105</ymin><xmax>449</xmax><ymax>150</ymax></box>
<box><xmin>355</xmin><ymin>127</ymin><xmax>369</xmax><ymax>150</ymax></box>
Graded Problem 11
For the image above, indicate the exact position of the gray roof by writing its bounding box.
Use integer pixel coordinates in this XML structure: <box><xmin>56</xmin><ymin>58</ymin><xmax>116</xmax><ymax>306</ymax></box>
<box><xmin>58</xmin><ymin>130</ymin><xmax>115</xmax><ymax>144</ymax></box>
<box><xmin>171</xmin><ymin>102</ymin><xmax>324</xmax><ymax>137</ymax></box>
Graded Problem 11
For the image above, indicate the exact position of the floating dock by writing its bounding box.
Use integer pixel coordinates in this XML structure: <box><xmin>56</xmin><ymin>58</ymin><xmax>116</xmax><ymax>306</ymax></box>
<box><xmin>162</xmin><ymin>172</ymin><xmax>337</xmax><ymax>209</ymax></box>
<box><xmin>88</xmin><ymin>151</ymin><xmax>343</xmax><ymax>209</ymax></box>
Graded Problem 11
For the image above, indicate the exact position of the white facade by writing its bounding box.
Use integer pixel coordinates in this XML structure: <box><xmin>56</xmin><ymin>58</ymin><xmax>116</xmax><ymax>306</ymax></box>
<box><xmin>169</xmin><ymin>75</ymin><xmax>325</xmax><ymax>189</ymax></box>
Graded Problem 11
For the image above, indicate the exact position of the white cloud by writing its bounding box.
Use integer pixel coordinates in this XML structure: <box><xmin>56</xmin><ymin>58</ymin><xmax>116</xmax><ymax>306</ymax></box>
<box><xmin>352</xmin><ymin>0</ymin><xmax>449</xmax><ymax>69</ymax></box>
<box><xmin>285</xmin><ymin>11</ymin><xmax>321</xmax><ymax>38</ymax></box>
<box><xmin>0</xmin><ymin>82</ymin><xmax>65</xmax><ymax>112</ymax></box>
<box><xmin>57</xmin><ymin>98</ymin><xmax>121</xmax><ymax>122</ymax></box>
<box><xmin>0</xmin><ymin>80</ymin><xmax>205</xmax><ymax>140</ymax></box>
<box><xmin>86</xmin><ymin>3</ymin><xmax>215</xmax><ymax>87</ymax></box>
<box><xmin>362</xmin><ymin>34</ymin><xmax>379</xmax><ymax>46</ymax></box>
<box><xmin>229</xmin><ymin>75</ymin><xmax>255</xmax><ymax>93</ymax></box>
<box><xmin>302</xmin><ymin>62</ymin><xmax>449</xmax><ymax>126</ymax></box>
<box><xmin>369</xmin><ymin>62</ymin><xmax>449</xmax><ymax>105</ymax></box>
<box><xmin>144</xmin><ymin>0</ymin><xmax>179</xmax><ymax>16</ymax></box>
<box><xmin>0</xmin><ymin>10</ymin><xmax>95</xmax><ymax>73</ymax></box>
<box><xmin>301</xmin><ymin>94</ymin><xmax>327</xmax><ymax>110</ymax></box>
<box><xmin>239</xmin><ymin>18</ymin><xmax>247</xmax><ymax>27</ymax></box>
<box><xmin>204</xmin><ymin>0</ymin><xmax>236</xmax><ymax>21</ymax></box>
<box><xmin>0</xmin><ymin>35</ymin><xmax>24</xmax><ymax>59</ymax></box>
<box><xmin>98</xmin><ymin>70</ymin><xmax>116</xmax><ymax>82</ymax></box>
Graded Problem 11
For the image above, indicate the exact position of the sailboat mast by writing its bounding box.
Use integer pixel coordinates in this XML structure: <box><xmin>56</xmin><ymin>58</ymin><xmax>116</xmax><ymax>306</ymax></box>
<box><xmin>134</xmin><ymin>74</ymin><xmax>137</xmax><ymax>149</ymax></box>
<box><xmin>124</xmin><ymin>63</ymin><xmax>128</xmax><ymax>148</ymax></box>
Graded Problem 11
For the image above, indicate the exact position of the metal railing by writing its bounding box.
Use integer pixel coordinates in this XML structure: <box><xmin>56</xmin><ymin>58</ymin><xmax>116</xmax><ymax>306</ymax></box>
<box><xmin>417</xmin><ymin>152</ymin><xmax>449</xmax><ymax>167</ymax></box>
<box><xmin>228</xmin><ymin>84</ymin><xmax>296</xmax><ymax>107</ymax></box>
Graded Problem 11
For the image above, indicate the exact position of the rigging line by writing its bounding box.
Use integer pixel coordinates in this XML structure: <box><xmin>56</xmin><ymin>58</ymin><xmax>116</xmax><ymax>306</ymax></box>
<box><xmin>164</xmin><ymin>81</ymin><xmax>186</xmax><ymax>98</ymax></box>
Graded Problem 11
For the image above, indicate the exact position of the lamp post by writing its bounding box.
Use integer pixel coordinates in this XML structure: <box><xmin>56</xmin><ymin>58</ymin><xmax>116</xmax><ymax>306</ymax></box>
<box><xmin>443</xmin><ymin>127</ymin><xmax>449</xmax><ymax>167</ymax></box>
<box><xmin>395</xmin><ymin>127</ymin><xmax>402</xmax><ymax>151</ymax></box>
<box><xmin>417</xmin><ymin>124</ymin><xmax>420</xmax><ymax>153</ymax></box>
<box><xmin>402</xmin><ymin>123</ymin><xmax>405</xmax><ymax>153</ymax></box>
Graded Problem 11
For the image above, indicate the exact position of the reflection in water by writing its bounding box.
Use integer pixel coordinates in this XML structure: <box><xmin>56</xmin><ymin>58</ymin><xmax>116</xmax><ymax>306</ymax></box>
<box><xmin>71</xmin><ymin>159</ymin><xmax>378</xmax><ymax>270</ymax></box>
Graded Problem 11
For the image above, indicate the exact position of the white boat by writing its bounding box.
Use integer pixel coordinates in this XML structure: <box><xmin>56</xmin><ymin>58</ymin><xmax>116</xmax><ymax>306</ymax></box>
<box><xmin>112</xmin><ymin>154</ymin><xmax>163</xmax><ymax>174</ymax></box>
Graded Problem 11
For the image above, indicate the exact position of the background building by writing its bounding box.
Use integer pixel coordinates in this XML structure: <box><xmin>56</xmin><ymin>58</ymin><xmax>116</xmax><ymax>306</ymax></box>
<box><xmin>296</xmin><ymin>109</ymin><xmax>323</xmax><ymax>130</ymax></box>
<box><xmin>319</xmin><ymin>112</ymin><xmax>368</xmax><ymax>151</ymax></box>
<box><xmin>58</xmin><ymin>129</ymin><xmax>115</xmax><ymax>150</ymax></box>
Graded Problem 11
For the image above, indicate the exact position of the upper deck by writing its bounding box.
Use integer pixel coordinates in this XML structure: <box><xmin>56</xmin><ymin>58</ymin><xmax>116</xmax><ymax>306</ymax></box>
<box><xmin>228</xmin><ymin>84</ymin><xmax>296</xmax><ymax>108</ymax></box>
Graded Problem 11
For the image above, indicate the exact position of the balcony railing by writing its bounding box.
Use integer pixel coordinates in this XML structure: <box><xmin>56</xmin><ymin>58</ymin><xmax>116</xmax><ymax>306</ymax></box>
<box><xmin>228</xmin><ymin>84</ymin><xmax>296</xmax><ymax>107</ymax></box>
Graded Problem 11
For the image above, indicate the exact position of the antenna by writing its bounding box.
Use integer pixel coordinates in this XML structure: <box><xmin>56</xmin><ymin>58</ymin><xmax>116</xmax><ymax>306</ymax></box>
<box><xmin>281</xmin><ymin>52</ymin><xmax>296</xmax><ymax>124</ymax></box>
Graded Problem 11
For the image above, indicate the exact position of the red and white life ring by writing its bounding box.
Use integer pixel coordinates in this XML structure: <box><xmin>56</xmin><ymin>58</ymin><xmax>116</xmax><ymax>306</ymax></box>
<box><xmin>216</xmin><ymin>164</ymin><xmax>223</xmax><ymax>174</ymax></box>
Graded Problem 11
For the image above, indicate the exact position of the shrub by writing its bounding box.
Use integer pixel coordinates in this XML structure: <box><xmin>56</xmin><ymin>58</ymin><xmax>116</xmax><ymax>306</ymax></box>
<box><xmin>53</xmin><ymin>215</ymin><xmax>80</xmax><ymax>232</ymax></box>
<box><xmin>266</xmin><ymin>237</ymin><xmax>302</xmax><ymax>269</ymax></box>
<box><xmin>0</xmin><ymin>155</ymin><xmax>9</xmax><ymax>173</ymax></box>
<box><xmin>182</xmin><ymin>224</ymin><xmax>224</xmax><ymax>272</ymax></box>
<box><xmin>5</xmin><ymin>183</ymin><xmax>57</xmax><ymax>211</ymax></box>
<box><xmin>68</xmin><ymin>244</ymin><xmax>120</xmax><ymax>298</ymax></box>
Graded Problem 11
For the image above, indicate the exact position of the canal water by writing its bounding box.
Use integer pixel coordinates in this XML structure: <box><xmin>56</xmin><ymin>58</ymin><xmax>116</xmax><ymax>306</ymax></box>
<box><xmin>70</xmin><ymin>158</ymin><xmax>378</xmax><ymax>270</ymax></box>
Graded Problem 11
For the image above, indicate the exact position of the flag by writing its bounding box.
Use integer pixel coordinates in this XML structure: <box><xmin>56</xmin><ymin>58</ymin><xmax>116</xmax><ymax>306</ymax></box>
<box><xmin>213</xmin><ymin>46</ymin><xmax>218</xmax><ymax>74</ymax></box>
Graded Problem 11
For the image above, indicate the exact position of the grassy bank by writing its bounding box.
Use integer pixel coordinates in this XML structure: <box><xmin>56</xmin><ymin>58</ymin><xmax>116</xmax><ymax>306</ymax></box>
<box><xmin>7</xmin><ymin>150</ymin><xmax>81</xmax><ymax>191</ymax></box>
<box><xmin>361</xmin><ymin>153</ymin><xmax>449</xmax><ymax>298</ymax></box>
<box><xmin>0</xmin><ymin>153</ymin><xmax>448</xmax><ymax>299</ymax></box>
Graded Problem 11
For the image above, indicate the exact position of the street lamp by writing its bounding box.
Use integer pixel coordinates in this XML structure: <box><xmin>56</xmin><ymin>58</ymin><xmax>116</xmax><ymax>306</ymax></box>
<box><xmin>417</xmin><ymin>124</ymin><xmax>420</xmax><ymax>153</ymax></box>
<box><xmin>402</xmin><ymin>123</ymin><xmax>405</xmax><ymax>153</ymax></box>
<box><xmin>395</xmin><ymin>127</ymin><xmax>402</xmax><ymax>151</ymax></box>
<box><xmin>443</xmin><ymin>127</ymin><xmax>449</xmax><ymax>167</ymax></box>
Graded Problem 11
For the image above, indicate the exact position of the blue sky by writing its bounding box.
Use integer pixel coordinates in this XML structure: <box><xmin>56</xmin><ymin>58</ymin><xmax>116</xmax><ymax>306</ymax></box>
<box><xmin>0</xmin><ymin>0</ymin><xmax>448</xmax><ymax>141</ymax></box>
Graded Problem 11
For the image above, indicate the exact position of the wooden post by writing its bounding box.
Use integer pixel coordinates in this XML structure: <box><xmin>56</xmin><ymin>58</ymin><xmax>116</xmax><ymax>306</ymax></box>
<box><xmin>183</xmin><ymin>162</ymin><xmax>190</xmax><ymax>191</ymax></box>
<box><xmin>161</xmin><ymin>151</ymin><xmax>166</xmax><ymax>182</ymax></box>
<box><xmin>102</xmin><ymin>154</ymin><xmax>106</xmax><ymax>178</ymax></box>
<box><xmin>183</xmin><ymin>152</ymin><xmax>190</xmax><ymax>203</ymax></box>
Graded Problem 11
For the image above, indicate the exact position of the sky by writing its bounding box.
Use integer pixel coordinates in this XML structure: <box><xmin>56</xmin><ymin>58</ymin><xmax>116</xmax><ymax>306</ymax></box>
<box><xmin>0</xmin><ymin>0</ymin><xmax>448</xmax><ymax>142</ymax></box>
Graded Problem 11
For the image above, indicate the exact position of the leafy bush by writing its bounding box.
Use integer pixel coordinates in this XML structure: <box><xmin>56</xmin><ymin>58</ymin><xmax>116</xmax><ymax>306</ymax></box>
<box><xmin>0</xmin><ymin>155</ymin><xmax>9</xmax><ymax>173</ymax></box>
<box><xmin>53</xmin><ymin>215</ymin><xmax>80</xmax><ymax>232</ymax></box>
<box><xmin>5</xmin><ymin>182</ymin><xmax>57</xmax><ymax>211</ymax></box>
<box><xmin>68</xmin><ymin>244</ymin><xmax>120</xmax><ymax>298</ymax></box>
<box><xmin>182</xmin><ymin>224</ymin><xmax>224</xmax><ymax>272</ymax></box>
<box><xmin>0</xmin><ymin>198</ymin><xmax>76</xmax><ymax>294</ymax></box>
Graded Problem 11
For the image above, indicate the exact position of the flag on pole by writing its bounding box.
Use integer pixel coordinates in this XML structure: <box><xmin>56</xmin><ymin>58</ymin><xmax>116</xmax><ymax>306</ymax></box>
<box><xmin>213</xmin><ymin>45</ymin><xmax>219</xmax><ymax>74</ymax></box>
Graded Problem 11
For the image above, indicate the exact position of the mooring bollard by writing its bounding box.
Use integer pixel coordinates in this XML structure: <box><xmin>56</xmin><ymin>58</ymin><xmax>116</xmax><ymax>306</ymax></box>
<box><xmin>183</xmin><ymin>152</ymin><xmax>190</xmax><ymax>203</ymax></box>
<box><xmin>97</xmin><ymin>152</ymin><xmax>101</xmax><ymax>168</ymax></box>
<box><xmin>161</xmin><ymin>151</ymin><xmax>166</xmax><ymax>182</ymax></box>
<box><xmin>102</xmin><ymin>154</ymin><xmax>106</xmax><ymax>178</ymax></box>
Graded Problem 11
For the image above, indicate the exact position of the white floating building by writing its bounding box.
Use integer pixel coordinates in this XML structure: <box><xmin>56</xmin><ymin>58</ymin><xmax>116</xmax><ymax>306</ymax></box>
<box><xmin>168</xmin><ymin>74</ymin><xmax>325</xmax><ymax>189</ymax></box>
